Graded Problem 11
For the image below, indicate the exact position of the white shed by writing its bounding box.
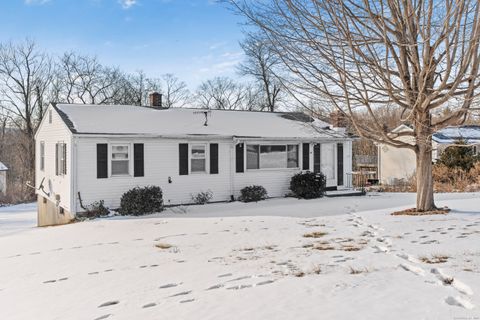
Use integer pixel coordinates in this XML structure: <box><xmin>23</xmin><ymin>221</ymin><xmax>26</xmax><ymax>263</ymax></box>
<box><xmin>0</xmin><ymin>161</ymin><xmax>7</xmax><ymax>196</ymax></box>
<box><xmin>35</xmin><ymin>103</ymin><xmax>353</xmax><ymax>226</ymax></box>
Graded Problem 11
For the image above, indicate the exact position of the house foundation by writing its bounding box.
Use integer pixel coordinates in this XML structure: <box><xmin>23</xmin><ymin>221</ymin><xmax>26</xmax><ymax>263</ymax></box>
<box><xmin>37</xmin><ymin>195</ymin><xmax>75</xmax><ymax>227</ymax></box>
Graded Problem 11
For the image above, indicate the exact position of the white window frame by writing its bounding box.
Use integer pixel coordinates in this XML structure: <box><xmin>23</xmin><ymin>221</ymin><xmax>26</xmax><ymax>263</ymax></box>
<box><xmin>110</xmin><ymin>144</ymin><xmax>131</xmax><ymax>177</ymax></box>
<box><xmin>246</xmin><ymin>143</ymin><xmax>300</xmax><ymax>170</ymax></box>
<box><xmin>40</xmin><ymin>141</ymin><xmax>45</xmax><ymax>171</ymax></box>
<box><xmin>190</xmin><ymin>143</ymin><xmax>208</xmax><ymax>174</ymax></box>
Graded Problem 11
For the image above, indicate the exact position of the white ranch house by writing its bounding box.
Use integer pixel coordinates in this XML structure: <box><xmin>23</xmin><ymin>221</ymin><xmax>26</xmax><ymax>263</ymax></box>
<box><xmin>35</xmin><ymin>102</ymin><xmax>353</xmax><ymax>226</ymax></box>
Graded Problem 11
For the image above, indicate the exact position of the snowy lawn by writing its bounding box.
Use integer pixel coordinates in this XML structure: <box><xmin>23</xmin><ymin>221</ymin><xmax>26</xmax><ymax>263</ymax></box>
<box><xmin>0</xmin><ymin>193</ymin><xmax>479</xmax><ymax>320</ymax></box>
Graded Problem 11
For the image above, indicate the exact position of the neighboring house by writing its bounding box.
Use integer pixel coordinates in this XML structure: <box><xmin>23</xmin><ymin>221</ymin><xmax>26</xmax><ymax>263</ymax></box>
<box><xmin>378</xmin><ymin>125</ymin><xmax>480</xmax><ymax>184</ymax></box>
<box><xmin>35</xmin><ymin>99</ymin><xmax>353</xmax><ymax>226</ymax></box>
<box><xmin>0</xmin><ymin>161</ymin><xmax>7</xmax><ymax>196</ymax></box>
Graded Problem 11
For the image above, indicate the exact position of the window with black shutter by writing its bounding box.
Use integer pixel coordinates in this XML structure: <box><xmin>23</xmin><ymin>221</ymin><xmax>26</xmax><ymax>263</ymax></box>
<box><xmin>134</xmin><ymin>143</ymin><xmax>144</xmax><ymax>177</ymax></box>
<box><xmin>210</xmin><ymin>143</ymin><xmax>218</xmax><ymax>174</ymax></box>
<box><xmin>97</xmin><ymin>144</ymin><xmax>108</xmax><ymax>179</ymax></box>
<box><xmin>179</xmin><ymin>143</ymin><xmax>189</xmax><ymax>175</ymax></box>
<box><xmin>235</xmin><ymin>143</ymin><xmax>244</xmax><ymax>173</ymax></box>
<box><xmin>302</xmin><ymin>143</ymin><xmax>310</xmax><ymax>170</ymax></box>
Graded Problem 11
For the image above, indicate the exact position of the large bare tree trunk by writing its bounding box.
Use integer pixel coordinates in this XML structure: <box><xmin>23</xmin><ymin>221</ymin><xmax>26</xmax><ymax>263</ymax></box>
<box><xmin>416</xmin><ymin>145</ymin><xmax>435</xmax><ymax>211</ymax></box>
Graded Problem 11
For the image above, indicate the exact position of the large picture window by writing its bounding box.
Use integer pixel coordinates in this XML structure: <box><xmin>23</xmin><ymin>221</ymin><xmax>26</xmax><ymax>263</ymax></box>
<box><xmin>191</xmin><ymin>144</ymin><xmax>206</xmax><ymax>172</ymax></box>
<box><xmin>111</xmin><ymin>145</ymin><xmax>129</xmax><ymax>175</ymax></box>
<box><xmin>247</xmin><ymin>144</ymin><xmax>299</xmax><ymax>169</ymax></box>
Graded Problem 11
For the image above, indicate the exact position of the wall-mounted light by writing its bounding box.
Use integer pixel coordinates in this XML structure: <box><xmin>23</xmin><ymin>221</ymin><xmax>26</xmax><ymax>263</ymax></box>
<box><xmin>168</xmin><ymin>176</ymin><xmax>172</xmax><ymax>184</ymax></box>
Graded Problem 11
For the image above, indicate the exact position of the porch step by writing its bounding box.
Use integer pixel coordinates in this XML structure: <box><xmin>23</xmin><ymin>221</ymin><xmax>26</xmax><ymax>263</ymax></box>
<box><xmin>325</xmin><ymin>189</ymin><xmax>366</xmax><ymax>198</ymax></box>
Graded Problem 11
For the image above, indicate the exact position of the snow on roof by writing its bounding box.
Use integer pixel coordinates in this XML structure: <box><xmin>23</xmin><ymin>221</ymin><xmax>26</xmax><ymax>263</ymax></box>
<box><xmin>433</xmin><ymin>126</ymin><xmax>480</xmax><ymax>144</ymax></box>
<box><xmin>54</xmin><ymin>104</ymin><xmax>349</xmax><ymax>140</ymax></box>
<box><xmin>0</xmin><ymin>161</ymin><xmax>7</xmax><ymax>171</ymax></box>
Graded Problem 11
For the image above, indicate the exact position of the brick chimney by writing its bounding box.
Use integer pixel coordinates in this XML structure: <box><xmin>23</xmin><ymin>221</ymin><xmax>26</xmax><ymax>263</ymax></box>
<box><xmin>149</xmin><ymin>92</ymin><xmax>162</xmax><ymax>108</ymax></box>
<box><xmin>330</xmin><ymin>111</ymin><xmax>348</xmax><ymax>128</ymax></box>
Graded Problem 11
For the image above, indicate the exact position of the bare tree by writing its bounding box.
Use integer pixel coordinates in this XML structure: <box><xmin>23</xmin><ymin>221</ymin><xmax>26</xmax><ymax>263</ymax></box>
<box><xmin>161</xmin><ymin>73</ymin><xmax>190</xmax><ymax>108</ymax></box>
<box><xmin>196</xmin><ymin>77</ymin><xmax>249</xmax><ymax>110</ymax></box>
<box><xmin>230</xmin><ymin>0</ymin><xmax>480</xmax><ymax>211</ymax></box>
<box><xmin>53</xmin><ymin>52</ymin><xmax>127</xmax><ymax>105</ymax></box>
<box><xmin>0</xmin><ymin>40</ymin><xmax>53</xmax><ymax>191</ymax></box>
<box><xmin>239</xmin><ymin>33</ymin><xmax>282</xmax><ymax>112</ymax></box>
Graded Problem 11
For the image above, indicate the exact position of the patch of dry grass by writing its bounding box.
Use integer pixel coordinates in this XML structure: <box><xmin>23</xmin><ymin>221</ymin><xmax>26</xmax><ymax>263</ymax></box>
<box><xmin>303</xmin><ymin>231</ymin><xmax>328</xmax><ymax>238</ymax></box>
<box><xmin>419</xmin><ymin>254</ymin><xmax>449</xmax><ymax>264</ymax></box>
<box><xmin>155</xmin><ymin>242</ymin><xmax>172</xmax><ymax>249</ymax></box>
<box><xmin>312</xmin><ymin>243</ymin><xmax>335</xmax><ymax>250</ymax></box>
<box><xmin>349</xmin><ymin>267</ymin><xmax>369</xmax><ymax>275</ymax></box>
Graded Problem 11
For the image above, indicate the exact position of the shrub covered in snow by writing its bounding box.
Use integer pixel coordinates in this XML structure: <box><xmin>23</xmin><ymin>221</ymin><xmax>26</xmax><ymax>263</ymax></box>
<box><xmin>119</xmin><ymin>186</ymin><xmax>164</xmax><ymax>216</ymax></box>
<box><xmin>239</xmin><ymin>185</ymin><xmax>268</xmax><ymax>202</ymax></box>
<box><xmin>88</xmin><ymin>200</ymin><xmax>110</xmax><ymax>217</ymax></box>
<box><xmin>290</xmin><ymin>171</ymin><xmax>326</xmax><ymax>199</ymax></box>
<box><xmin>191</xmin><ymin>190</ymin><xmax>213</xmax><ymax>205</ymax></box>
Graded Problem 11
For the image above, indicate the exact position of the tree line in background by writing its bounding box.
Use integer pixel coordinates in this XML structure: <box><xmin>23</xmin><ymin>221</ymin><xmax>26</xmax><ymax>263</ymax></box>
<box><xmin>0</xmin><ymin>36</ymin><xmax>285</xmax><ymax>202</ymax></box>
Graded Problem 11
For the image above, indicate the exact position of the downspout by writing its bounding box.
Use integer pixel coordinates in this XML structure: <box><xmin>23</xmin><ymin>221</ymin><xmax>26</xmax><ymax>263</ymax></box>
<box><xmin>71</xmin><ymin>136</ymin><xmax>77</xmax><ymax>216</ymax></box>
<box><xmin>230</xmin><ymin>137</ymin><xmax>237</xmax><ymax>201</ymax></box>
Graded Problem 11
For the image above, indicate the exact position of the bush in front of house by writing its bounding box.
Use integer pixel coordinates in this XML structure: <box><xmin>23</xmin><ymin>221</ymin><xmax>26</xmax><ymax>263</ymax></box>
<box><xmin>239</xmin><ymin>185</ymin><xmax>268</xmax><ymax>202</ymax></box>
<box><xmin>88</xmin><ymin>200</ymin><xmax>110</xmax><ymax>217</ymax></box>
<box><xmin>119</xmin><ymin>186</ymin><xmax>164</xmax><ymax>216</ymax></box>
<box><xmin>437</xmin><ymin>139</ymin><xmax>479</xmax><ymax>171</ymax></box>
<box><xmin>290</xmin><ymin>171</ymin><xmax>326</xmax><ymax>199</ymax></box>
<box><xmin>191</xmin><ymin>190</ymin><xmax>213</xmax><ymax>205</ymax></box>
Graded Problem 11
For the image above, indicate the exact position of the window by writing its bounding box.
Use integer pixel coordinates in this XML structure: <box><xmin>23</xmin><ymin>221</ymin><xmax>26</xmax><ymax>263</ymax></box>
<box><xmin>191</xmin><ymin>144</ymin><xmax>206</xmax><ymax>172</ymax></box>
<box><xmin>247</xmin><ymin>145</ymin><xmax>259</xmax><ymax>169</ymax></box>
<box><xmin>56</xmin><ymin>143</ymin><xmax>67</xmax><ymax>176</ymax></box>
<box><xmin>246</xmin><ymin>144</ymin><xmax>299</xmax><ymax>169</ymax></box>
<box><xmin>111</xmin><ymin>145</ymin><xmax>129</xmax><ymax>175</ymax></box>
<box><xmin>40</xmin><ymin>141</ymin><xmax>45</xmax><ymax>171</ymax></box>
<box><xmin>48</xmin><ymin>110</ymin><xmax>52</xmax><ymax>124</ymax></box>
<box><xmin>287</xmin><ymin>145</ymin><xmax>299</xmax><ymax>168</ymax></box>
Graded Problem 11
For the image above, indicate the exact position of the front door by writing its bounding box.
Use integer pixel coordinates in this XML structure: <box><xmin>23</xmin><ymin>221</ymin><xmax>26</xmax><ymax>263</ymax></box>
<box><xmin>321</xmin><ymin>143</ymin><xmax>336</xmax><ymax>187</ymax></box>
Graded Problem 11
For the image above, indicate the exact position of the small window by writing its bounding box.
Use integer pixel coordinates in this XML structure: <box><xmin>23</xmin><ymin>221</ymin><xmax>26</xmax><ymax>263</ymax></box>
<box><xmin>56</xmin><ymin>143</ymin><xmax>67</xmax><ymax>176</ymax></box>
<box><xmin>191</xmin><ymin>144</ymin><xmax>206</xmax><ymax>172</ymax></box>
<box><xmin>111</xmin><ymin>145</ymin><xmax>130</xmax><ymax>175</ymax></box>
<box><xmin>49</xmin><ymin>110</ymin><xmax>52</xmax><ymax>124</ymax></box>
<box><xmin>40</xmin><ymin>141</ymin><xmax>45</xmax><ymax>171</ymax></box>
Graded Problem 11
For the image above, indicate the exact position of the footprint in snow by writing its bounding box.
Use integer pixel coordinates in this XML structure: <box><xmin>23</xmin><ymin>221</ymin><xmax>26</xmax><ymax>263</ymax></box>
<box><xmin>159</xmin><ymin>283</ymin><xmax>182</xmax><ymax>289</ymax></box>
<box><xmin>399</xmin><ymin>263</ymin><xmax>425</xmax><ymax>276</ymax></box>
<box><xmin>43</xmin><ymin>279</ymin><xmax>56</xmax><ymax>284</ymax></box>
<box><xmin>227</xmin><ymin>284</ymin><xmax>252</xmax><ymax>290</ymax></box>
<box><xmin>256</xmin><ymin>280</ymin><xmax>275</xmax><ymax>286</ymax></box>
<box><xmin>139</xmin><ymin>265</ymin><xmax>148</xmax><ymax>269</ymax></box>
<box><xmin>94</xmin><ymin>314</ymin><xmax>111</xmax><ymax>320</ymax></box>
<box><xmin>227</xmin><ymin>276</ymin><xmax>252</xmax><ymax>282</ymax></box>
<box><xmin>150</xmin><ymin>264</ymin><xmax>159</xmax><ymax>268</ymax></box>
<box><xmin>431</xmin><ymin>268</ymin><xmax>473</xmax><ymax>295</ymax></box>
<box><xmin>71</xmin><ymin>246</ymin><xmax>82</xmax><ymax>249</ymax></box>
<box><xmin>98</xmin><ymin>301</ymin><xmax>119</xmax><ymax>308</ymax></box>
<box><xmin>142</xmin><ymin>303</ymin><xmax>157</xmax><ymax>308</ymax></box>
<box><xmin>30</xmin><ymin>252</ymin><xmax>41</xmax><ymax>255</ymax></box>
<box><xmin>218</xmin><ymin>273</ymin><xmax>233</xmax><ymax>278</ymax></box>
<box><xmin>88</xmin><ymin>272</ymin><xmax>99</xmax><ymax>275</ymax></box>
<box><xmin>168</xmin><ymin>291</ymin><xmax>192</xmax><ymax>298</ymax></box>
<box><xmin>445</xmin><ymin>296</ymin><xmax>475</xmax><ymax>310</ymax></box>
<box><xmin>206</xmin><ymin>284</ymin><xmax>224</xmax><ymax>290</ymax></box>
<box><xmin>180</xmin><ymin>299</ymin><xmax>195</xmax><ymax>304</ymax></box>
<box><xmin>104</xmin><ymin>269</ymin><xmax>114</xmax><ymax>273</ymax></box>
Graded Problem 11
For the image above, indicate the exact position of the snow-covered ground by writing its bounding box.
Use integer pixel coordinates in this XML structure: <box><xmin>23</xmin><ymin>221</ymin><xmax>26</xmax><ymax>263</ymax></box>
<box><xmin>0</xmin><ymin>193</ymin><xmax>479</xmax><ymax>320</ymax></box>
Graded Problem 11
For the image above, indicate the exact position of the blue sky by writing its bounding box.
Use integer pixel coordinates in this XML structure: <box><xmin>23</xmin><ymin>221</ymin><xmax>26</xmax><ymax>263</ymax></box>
<box><xmin>0</xmin><ymin>0</ymin><xmax>247</xmax><ymax>89</ymax></box>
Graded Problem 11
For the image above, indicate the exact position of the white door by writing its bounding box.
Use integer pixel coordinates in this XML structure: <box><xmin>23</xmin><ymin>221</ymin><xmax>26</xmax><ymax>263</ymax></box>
<box><xmin>321</xmin><ymin>143</ymin><xmax>336</xmax><ymax>186</ymax></box>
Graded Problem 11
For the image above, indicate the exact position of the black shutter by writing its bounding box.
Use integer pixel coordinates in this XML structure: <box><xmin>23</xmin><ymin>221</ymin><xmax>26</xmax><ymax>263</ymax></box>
<box><xmin>55</xmin><ymin>143</ymin><xmax>59</xmax><ymax>176</ymax></box>
<box><xmin>235</xmin><ymin>143</ymin><xmax>244</xmax><ymax>173</ymax></box>
<box><xmin>210</xmin><ymin>143</ymin><xmax>219</xmax><ymax>174</ymax></box>
<box><xmin>134</xmin><ymin>143</ymin><xmax>144</xmax><ymax>177</ymax></box>
<box><xmin>179</xmin><ymin>143</ymin><xmax>189</xmax><ymax>175</ymax></box>
<box><xmin>97</xmin><ymin>144</ymin><xmax>108</xmax><ymax>179</ymax></box>
<box><xmin>302</xmin><ymin>143</ymin><xmax>310</xmax><ymax>170</ymax></box>
<box><xmin>313</xmin><ymin>143</ymin><xmax>321</xmax><ymax>173</ymax></box>
<box><xmin>337</xmin><ymin>143</ymin><xmax>344</xmax><ymax>186</ymax></box>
